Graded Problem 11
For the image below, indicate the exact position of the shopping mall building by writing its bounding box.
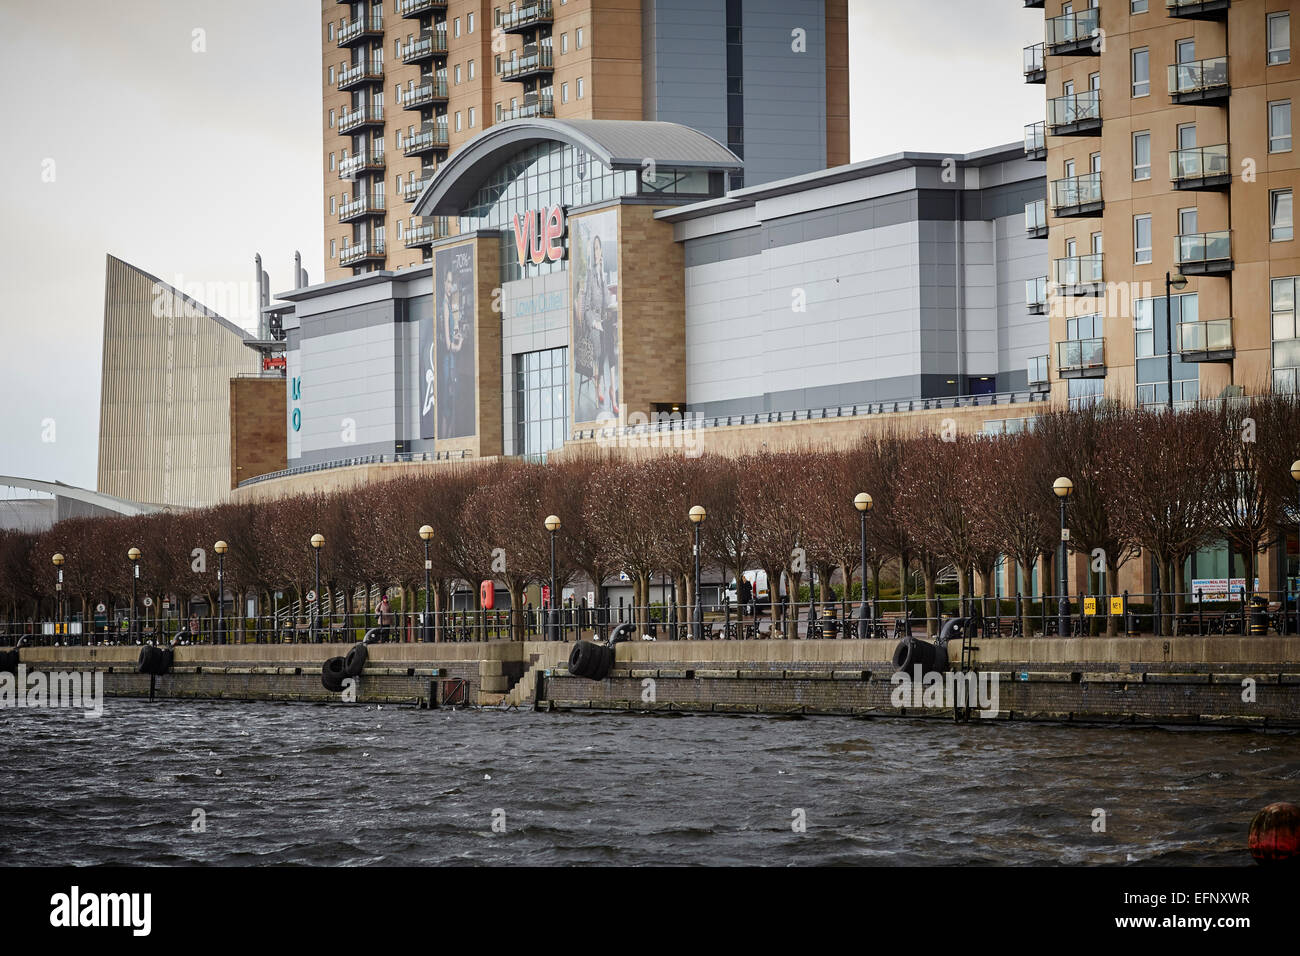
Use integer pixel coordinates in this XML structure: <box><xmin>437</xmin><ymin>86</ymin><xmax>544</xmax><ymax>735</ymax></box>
<box><xmin>252</xmin><ymin>117</ymin><xmax>1049</xmax><ymax>479</ymax></box>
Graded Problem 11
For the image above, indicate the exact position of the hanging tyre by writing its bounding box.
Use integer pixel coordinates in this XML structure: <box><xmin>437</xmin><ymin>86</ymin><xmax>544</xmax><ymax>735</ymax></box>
<box><xmin>892</xmin><ymin>638</ymin><xmax>938</xmax><ymax>674</ymax></box>
<box><xmin>343</xmin><ymin>642</ymin><xmax>368</xmax><ymax>678</ymax></box>
<box><xmin>137</xmin><ymin>645</ymin><xmax>173</xmax><ymax>676</ymax></box>
<box><xmin>568</xmin><ymin>640</ymin><xmax>614</xmax><ymax>680</ymax></box>
<box><xmin>0</xmin><ymin>649</ymin><xmax>18</xmax><ymax>675</ymax></box>
<box><xmin>321</xmin><ymin>656</ymin><xmax>348</xmax><ymax>692</ymax></box>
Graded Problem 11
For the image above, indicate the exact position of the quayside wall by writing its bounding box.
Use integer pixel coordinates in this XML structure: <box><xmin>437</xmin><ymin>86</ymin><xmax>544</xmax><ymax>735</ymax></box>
<box><xmin>3</xmin><ymin>638</ymin><xmax>1299</xmax><ymax>727</ymax></box>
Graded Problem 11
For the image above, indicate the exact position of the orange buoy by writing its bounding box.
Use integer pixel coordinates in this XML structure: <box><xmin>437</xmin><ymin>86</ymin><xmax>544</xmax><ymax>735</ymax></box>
<box><xmin>1248</xmin><ymin>802</ymin><xmax>1300</xmax><ymax>864</ymax></box>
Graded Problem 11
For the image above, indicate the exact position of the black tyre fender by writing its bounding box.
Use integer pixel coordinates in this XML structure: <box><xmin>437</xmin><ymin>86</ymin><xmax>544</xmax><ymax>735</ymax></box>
<box><xmin>893</xmin><ymin>637</ymin><xmax>939</xmax><ymax>674</ymax></box>
<box><xmin>608</xmin><ymin>622</ymin><xmax>636</xmax><ymax>646</ymax></box>
<box><xmin>321</xmin><ymin>656</ymin><xmax>348</xmax><ymax>692</ymax></box>
<box><xmin>343</xmin><ymin>642</ymin><xmax>368</xmax><ymax>677</ymax></box>
<box><xmin>0</xmin><ymin>649</ymin><xmax>18</xmax><ymax>674</ymax></box>
<box><xmin>568</xmin><ymin>640</ymin><xmax>615</xmax><ymax>680</ymax></box>
<box><xmin>362</xmin><ymin>627</ymin><xmax>385</xmax><ymax>645</ymax></box>
<box><xmin>137</xmin><ymin>644</ymin><xmax>172</xmax><ymax>676</ymax></box>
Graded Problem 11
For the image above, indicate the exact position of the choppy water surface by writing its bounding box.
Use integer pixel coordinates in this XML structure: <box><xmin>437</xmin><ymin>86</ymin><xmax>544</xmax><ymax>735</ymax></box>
<box><xmin>1</xmin><ymin>700</ymin><xmax>1296</xmax><ymax>865</ymax></box>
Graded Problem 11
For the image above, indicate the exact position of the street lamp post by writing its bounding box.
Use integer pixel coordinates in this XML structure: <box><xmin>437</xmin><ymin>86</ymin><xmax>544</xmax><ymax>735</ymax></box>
<box><xmin>214</xmin><ymin>540</ymin><xmax>228</xmax><ymax>646</ymax></box>
<box><xmin>310</xmin><ymin>533</ymin><xmax>324</xmax><ymax>643</ymax></box>
<box><xmin>128</xmin><ymin>547</ymin><xmax>141</xmax><ymax>643</ymax></box>
<box><xmin>689</xmin><ymin>506</ymin><xmax>707</xmax><ymax>640</ymax></box>
<box><xmin>1165</xmin><ymin>272</ymin><xmax>1188</xmax><ymax>412</ymax></box>
<box><xmin>854</xmin><ymin>493</ymin><xmax>873</xmax><ymax>638</ymax></box>
<box><xmin>419</xmin><ymin>525</ymin><xmax>434</xmax><ymax>642</ymax></box>
<box><xmin>52</xmin><ymin>553</ymin><xmax>64</xmax><ymax>643</ymax></box>
<box><xmin>545</xmin><ymin>515</ymin><xmax>561</xmax><ymax>641</ymax></box>
<box><xmin>1291</xmin><ymin>461</ymin><xmax>1300</xmax><ymax>636</ymax></box>
<box><xmin>1053</xmin><ymin>477</ymin><xmax>1074</xmax><ymax>637</ymax></box>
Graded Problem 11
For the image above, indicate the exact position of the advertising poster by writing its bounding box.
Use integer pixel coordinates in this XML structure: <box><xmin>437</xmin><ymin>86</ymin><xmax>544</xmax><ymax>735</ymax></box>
<box><xmin>1190</xmin><ymin>578</ymin><xmax>1261</xmax><ymax>602</ymax></box>
<box><xmin>416</xmin><ymin>295</ymin><xmax>436</xmax><ymax>440</ymax></box>
<box><xmin>569</xmin><ymin>209</ymin><xmax>619</xmax><ymax>423</ymax></box>
<box><xmin>435</xmin><ymin>244</ymin><xmax>476</xmax><ymax>439</ymax></box>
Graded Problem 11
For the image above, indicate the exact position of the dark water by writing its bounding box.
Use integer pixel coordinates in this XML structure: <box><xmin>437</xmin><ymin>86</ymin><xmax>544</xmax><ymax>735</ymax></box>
<box><xmin>1</xmin><ymin>700</ymin><xmax>1296</xmax><ymax>866</ymax></box>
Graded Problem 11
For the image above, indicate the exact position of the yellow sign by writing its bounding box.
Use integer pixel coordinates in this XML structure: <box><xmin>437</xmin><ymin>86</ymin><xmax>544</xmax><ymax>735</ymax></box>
<box><xmin>1110</xmin><ymin>597</ymin><xmax>1124</xmax><ymax>616</ymax></box>
<box><xmin>1084</xmin><ymin>597</ymin><xmax>1097</xmax><ymax>616</ymax></box>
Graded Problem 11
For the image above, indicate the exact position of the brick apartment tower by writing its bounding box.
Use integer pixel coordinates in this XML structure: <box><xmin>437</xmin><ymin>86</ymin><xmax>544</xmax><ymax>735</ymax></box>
<box><xmin>323</xmin><ymin>0</ymin><xmax>849</xmax><ymax>280</ymax></box>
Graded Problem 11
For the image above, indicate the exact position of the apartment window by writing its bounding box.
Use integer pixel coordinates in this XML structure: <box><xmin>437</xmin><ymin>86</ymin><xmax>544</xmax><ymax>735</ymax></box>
<box><xmin>576</xmin><ymin>27</ymin><xmax>584</xmax><ymax>49</ymax></box>
<box><xmin>561</xmin><ymin>33</ymin><xmax>568</xmax><ymax>54</ymax></box>
<box><xmin>1132</xmin><ymin>131</ymin><xmax>1151</xmax><ymax>180</ymax></box>
<box><xmin>1270</xmin><ymin>100</ymin><xmax>1292</xmax><ymax>153</ymax></box>
<box><xmin>1131</xmin><ymin>0</ymin><xmax>1147</xmax><ymax>12</ymax></box>
<box><xmin>561</xmin><ymin>82</ymin><xmax>569</xmax><ymax>104</ymax></box>
<box><xmin>331</xmin><ymin>239</ymin><xmax>337</xmax><ymax>258</ymax></box>
<box><xmin>329</xmin><ymin>108</ymin><xmax>336</xmax><ymax>129</ymax></box>
<box><xmin>577</xmin><ymin>76</ymin><xmax>584</xmax><ymax>99</ymax></box>
<box><xmin>1134</xmin><ymin>214</ymin><xmax>1152</xmax><ymax>264</ymax></box>
<box><xmin>455</xmin><ymin>111</ymin><xmax>462</xmax><ymax>132</ymax></box>
<box><xmin>329</xmin><ymin>152</ymin><xmax>336</xmax><ymax>171</ymax></box>
<box><xmin>469</xmin><ymin>107</ymin><xmax>476</xmax><ymax>128</ymax></box>
<box><xmin>1272</xmin><ymin>188</ymin><xmax>1294</xmax><ymax>241</ymax></box>
<box><xmin>1090</xmin><ymin>151</ymin><xmax>1101</xmax><ymax>174</ymax></box>
<box><xmin>455</xmin><ymin>64</ymin><xmax>462</xmax><ymax>84</ymax></box>
<box><xmin>328</xmin><ymin>23</ymin><xmax>335</xmax><ymax>40</ymax></box>
<box><xmin>1131</xmin><ymin>47</ymin><xmax>1149</xmax><ymax>98</ymax></box>
<box><xmin>1272</xmin><ymin>278</ymin><xmax>1300</xmax><ymax>392</ymax></box>
<box><xmin>328</xmin><ymin>66</ymin><xmax>335</xmax><ymax>84</ymax></box>
<box><xmin>330</xmin><ymin>196</ymin><xmax>336</xmax><ymax>214</ymax></box>
<box><xmin>468</xmin><ymin>12</ymin><xmax>475</xmax><ymax>33</ymax></box>
<box><xmin>454</xmin><ymin>17</ymin><xmax>461</xmax><ymax>38</ymax></box>
<box><xmin>469</xmin><ymin>59</ymin><xmax>475</xmax><ymax>80</ymax></box>
<box><xmin>1179</xmin><ymin>207</ymin><xmax>1197</xmax><ymax>237</ymax></box>
<box><xmin>1269</xmin><ymin>12</ymin><xmax>1291</xmax><ymax>65</ymax></box>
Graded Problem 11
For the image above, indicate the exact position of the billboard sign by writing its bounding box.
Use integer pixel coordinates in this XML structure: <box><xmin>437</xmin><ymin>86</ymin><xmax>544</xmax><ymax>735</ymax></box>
<box><xmin>513</xmin><ymin>205</ymin><xmax>566</xmax><ymax>265</ymax></box>
<box><xmin>435</xmin><ymin>245</ymin><xmax>477</xmax><ymax>439</ymax></box>
<box><xmin>570</xmin><ymin>209</ymin><xmax>620</xmax><ymax>423</ymax></box>
<box><xmin>1190</xmin><ymin>578</ymin><xmax>1261</xmax><ymax>602</ymax></box>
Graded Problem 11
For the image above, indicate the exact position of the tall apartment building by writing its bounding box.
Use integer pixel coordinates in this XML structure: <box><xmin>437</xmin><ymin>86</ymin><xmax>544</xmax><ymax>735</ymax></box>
<box><xmin>1023</xmin><ymin>0</ymin><xmax>1300</xmax><ymax>410</ymax></box>
<box><xmin>322</xmin><ymin>0</ymin><xmax>849</xmax><ymax>281</ymax></box>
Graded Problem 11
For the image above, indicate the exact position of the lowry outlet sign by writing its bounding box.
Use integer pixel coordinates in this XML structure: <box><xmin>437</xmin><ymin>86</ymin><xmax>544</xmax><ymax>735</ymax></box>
<box><xmin>512</xmin><ymin>205</ymin><xmax>567</xmax><ymax>265</ymax></box>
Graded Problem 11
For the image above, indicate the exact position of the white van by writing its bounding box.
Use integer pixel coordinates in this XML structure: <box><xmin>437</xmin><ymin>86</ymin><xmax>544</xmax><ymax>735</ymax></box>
<box><xmin>723</xmin><ymin>570</ymin><xmax>785</xmax><ymax>608</ymax></box>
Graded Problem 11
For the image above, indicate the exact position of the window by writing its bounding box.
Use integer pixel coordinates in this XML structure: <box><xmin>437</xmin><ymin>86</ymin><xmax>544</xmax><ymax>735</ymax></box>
<box><xmin>329</xmin><ymin>152</ymin><xmax>336</xmax><ymax>171</ymax></box>
<box><xmin>329</xmin><ymin>108</ymin><xmax>336</xmax><ymax>129</ymax></box>
<box><xmin>1270</xmin><ymin>101</ymin><xmax>1292</xmax><ymax>153</ymax></box>
<box><xmin>1269</xmin><ymin>12</ymin><xmax>1291</xmax><ymax>65</ymax></box>
<box><xmin>1135</xmin><ymin>298</ymin><xmax>1154</xmax><ymax>358</ymax></box>
<box><xmin>1272</xmin><ymin>277</ymin><xmax>1298</xmax><ymax>341</ymax></box>
<box><xmin>455</xmin><ymin>111</ymin><xmax>462</xmax><ymax>132</ymax></box>
<box><xmin>561</xmin><ymin>82</ymin><xmax>569</xmax><ymax>104</ymax></box>
<box><xmin>514</xmin><ymin>347</ymin><xmax>571</xmax><ymax>457</ymax></box>
<box><xmin>1131</xmin><ymin>47</ymin><xmax>1149</xmax><ymax>97</ymax></box>
<box><xmin>576</xmin><ymin>27</ymin><xmax>584</xmax><ymax>49</ymax></box>
<box><xmin>1133</xmin><ymin>131</ymin><xmax>1151</xmax><ymax>180</ymax></box>
<box><xmin>330</xmin><ymin>196</ymin><xmax>336</xmax><ymax>214</ymax></box>
<box><xmin>468</xmin><ymin>59</ymin><xmax>475</xmax><ymax>80</ymax></box>
<box><xmin>468</xmin><ymin>107</ymin><xmax>475</xmax><ymax>128</ymax></box>
<box><xmin>468</xmin><ymin>12</ymin><xmax>475</xmax><ymax>33</ymax></box>
<box><xmin>1272</xmin><ymin>188</ymin><xmax>1294</xmax><ymax>241</ymax></box>
<box><xmin>1090</xmin><ymin>151</ymin><xmax>1101</xmax><ymax>174</ymax></box>
<box><xmin>328</xmin><ymin>66</ymin><xmax>335</xmax><ymax>84</ymax></box>
<box><xmin>1068</xmin><ymin>379</ymin><xmax>1104</xmax><ymax>411</ymax></box>
<box><xmin>1131</xmin><ymin>0</ymin><xmax>1147</xmax><ymax>11</ymax></box>
<box><xmin>328</xmin><ymin>23</ymin><xmax>335</xmax><ymax>40</ymax></box>
<box><xmin>561</xmin><ymin>33</ymin><xmax>568</xmax><ymax>54</ymax></box>
<box><xmin>454</xmin><ymin>17</ymin><xmax>461</xmax><ymax>38</ymax></box>
<box><xmin>331</xmin><ymin>239</ymin><xmax>336</xmax><ymax>258</ymax></box>
<box><xmin>1134</xmin><ymin>214</ymin><xmax>1152</xmax><ymax>264</ymax></box>
<box><xmin>577</xmin><ymin>76</ymin><xmax>584</xmax><ymax>99</ymax></box>
<box><xmin>454</xmin><ymin>64</ymin><xmax>461</xmax><ymax>84</ymax></box>
<box><xmin>1177</xmin><ymin>123</ymin><xmax>1197</xmax><ymax>151</ymax></box>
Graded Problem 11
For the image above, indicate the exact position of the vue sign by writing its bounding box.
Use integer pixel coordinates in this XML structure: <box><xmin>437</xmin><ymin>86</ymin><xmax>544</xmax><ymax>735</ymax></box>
<box><xmin>513</xmin><ymin>205</ymin><xmax>566</xmax><ymax>265</ymax></box>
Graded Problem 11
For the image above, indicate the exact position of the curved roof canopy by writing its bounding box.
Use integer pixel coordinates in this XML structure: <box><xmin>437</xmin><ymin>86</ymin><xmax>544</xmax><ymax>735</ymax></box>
<box><xmin>412</xmin><ymin>118</ymin><xmax>743</xmax><ymax>217</ymax></box>
<box><xmin>0</xmin><ymin>477</ymin><xmax>160</xmax><ymax>518</ymax></box>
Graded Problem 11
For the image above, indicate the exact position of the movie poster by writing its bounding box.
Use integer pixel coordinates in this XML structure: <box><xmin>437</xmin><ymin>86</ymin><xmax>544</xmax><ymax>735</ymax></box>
<box><xmin>416</xmin><ymin>295</ymin><xmax>436</xmax><ymax>440</ymax></box>
<box><xmin>435</xmin><ymin>245</ymin><xmax>476</xmax><ymax>439</ymax></box>
<box><xmin>569</xmin><ymin>209</ymin><xmax>619</xmax><ymax>423</ymax></box>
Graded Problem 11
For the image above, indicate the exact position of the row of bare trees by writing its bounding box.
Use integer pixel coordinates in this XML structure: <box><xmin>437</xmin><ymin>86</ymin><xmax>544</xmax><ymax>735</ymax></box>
<box><xmin>2</xmin><ymin>396</ymin><xmax>1298</xmax><ymax>639</ymax></box>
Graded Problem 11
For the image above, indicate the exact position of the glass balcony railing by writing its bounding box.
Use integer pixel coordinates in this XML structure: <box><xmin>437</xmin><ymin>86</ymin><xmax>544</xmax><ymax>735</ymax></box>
<box><xmin>401</xmin><ymin>78</ymin><xmax>449</xmax><ymax>108</ymax></box>
<box><xmin>338</xmin><ymin>60</ymin><xmax>384</xmax><ymax>90</ymax></box>
<box><xmin>1169</xmin><ymin>145</ymin><xmax>1230</xmax><ymax>184</ymax></box>
<box><xmin>1175</xmin><ymin>230</ymin><xmax>1232</xmax><ymax>268</ymax></box>
<box><xmin>497</xmin><ymin>0</ymin><xmax>554</xmax><ymax>32</ymax></box>
<box><xmin>1027</xmin><ymin>354</ymin><xmax>1050</xmax><ymax>385</ymax></box>
<box><xmin>401</xmin><ymin>33</ymin><xmax>448</xmax><ymax>63</ymax></box>
<box><xmin>1047</xmin><ymin>90</ymin><xmax>1101</xmax><ymax>130</ymax></box>
<box><xmin>339</xmin><ymin>195</ymin><xmax>386</xmax><ymax>221</ymax></box>
<box><xmin>1024</xmin><ymin>121</ymin><xmax>1046</xmax><ymax>154</ymax></box>
<box><xmin>338</xmin><ymin>105</ymin><xmax>383</xmax><ymax>132</ymax></box>
<box><xmin>1024</xmin><ymin>43</ymin><xmax>1045</xmax><ymax>77</ymax></box>
<box><xmin>400</xmin><ymin>0</ymin><xmax>446</xmax><ymax>18</ymax></box>
<box><xmin>1179</xmin><ymin>318</ymin><xmax>1233</xmax><ymax>353</ymax></box>
<box><xmin>1054</xmin><ymin>253</ymin><xmax>1104</xmax><ymax>287</ymax></box>
<box><xmin>1168</xmin><ymin>56</ymin><xmax>1229</xmax><ymax>97</ymax></box>
<box><xmin>402</xmin><ymin>125</ymin><xmax>450</xmax><ymax>155</ymax></box>
<box><xmin>499</xmin><ymin>47</ymin><xmax>554</xmax><ymax>80</ymax></box>
<box><xmin>338</xmin><ymin>14</ymin><xmax>383</xmax><ymax>46</ymax></box>
<box><xmin>1026</xmin><ymin>275</ymin><xmax>1048</xmax><ymax>309</ymax></box>
<box><xmin>339</xmin><ymin>239</ymin><xmax>385</xmax><ymax>266</ymax></box>
<box><xmin>1050</xmin><ymin>172</ymin><xmax>1103</xmax><ymax>211</ymax></box>
<box><xmin>338</xmin><ymin>150</ymin><xmax>385</xmax><ymax>179</ymax></box>
<box><xmin>1025</xmin><ymin>198</ymin><xmax>1048</xmax><ymax>232</ymax></box>
<box><xmin>1045</xmin><ymin>8</ymin><xmax>1100</xmax><ymax>50</ymax></box>
<box><xmin>401</xmin><ymin>178</ymin><xmax>431</xmax><ymax>203</ymax></box>
<box><xmin>404</xmin><ymin>217</ymin><xmax>451</xmax><ymax>248</ymax></box>
<box><xmin>498</xmin><ymin>95</ymin><xmax>556</xmax><ymax>121</ymax></box>
<box><xmin>1057</xmin><ymin>338</ymin><xmax>1105</xmax><ymax>373</ymax></box>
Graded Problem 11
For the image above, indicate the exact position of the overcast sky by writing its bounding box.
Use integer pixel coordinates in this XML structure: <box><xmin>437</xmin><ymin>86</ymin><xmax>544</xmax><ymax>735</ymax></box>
<box><xmin>0</xmin><ymin>0</ymin><xmax>1043</xmax><ymax>493</ymax></box>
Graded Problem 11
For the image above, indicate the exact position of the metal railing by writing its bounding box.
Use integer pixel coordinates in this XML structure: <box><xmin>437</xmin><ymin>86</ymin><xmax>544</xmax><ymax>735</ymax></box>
<box><xmin>400</xmin><ymin>32</ymin><xmax>448</xmax><ymax>62</ymax></box>
<box><xmin>238</xmin><ymin>449</ymin><xmax>471</xmax><ymax>487</ymax></box>
<box><xmin>401</xmin><ymin>78</ymin><xmax>449</xmax><ymax>108</ymax></box>
<box><xmin>339</xmin><ymin>105</ymin><xmax>384</xmax><ymax>133</ymax></box>
<box><xmin>339</xmin><ymin>194</ymin><xmax>385</xmax><ymax>221</ymax></box>
<box><xmin>338</xmin><ymin>14</ymin><xmax>383</xmax><ymax>46</ymax></box>
<box><xmin>498</xmin><ymin>95</ymin><xmax>555</xmax><ymax>121</ymax></box>
<box><xmin>1050</xmin><ymin>171</ymin><xmax>1102</xmax><ymax>211</ymax></box>
<box><xmin>338</xmin><ymin>239</ymin><xmax>386</xmax><ymax>267</ymax></box>
<box><xmin>1047</xmin><ymin>90</ymin><xmax>1101</xmax><ymax>130</ymax></box>
<box><xmin>1045</xmin><ymin>8</ymin><xmax>1100</xmax><ymax>49</ymax></box>
<box><xmin>1057</xmin><ymin>337</ymin><xmax>1105</xmax><ymax>373</ymax></box>
<box><xmin>1175</xmin><ymin>230</ymin><xmax>1231</xmax><ymax>268</ymax></box>
<box><xmin>338</xmin><ymin>60</ymin><xmax>384</xmax><ymax>90</ymax></box>
<box><xmin>403</xmin><ymin>124</ymin><xmax>450</xmax><ymax>155</ymax></box>
<box><xmin>405</xmin><ymin>218</ymin><xmax>451</xmax><ymax>247</ymax></box>
<box><xmin>1170</xmin><ymin>144</ymin><xmax>1229</xmax><ymax>183</ymax></box>
<box><xmin>497</xmin><ymin>0</ymin><xmax>554</xmax><ymax>31</ymax></box>
<box><xmin>1169</xmin><ymin>56</ymin><xmax>1229</xmax><ymax>96</ymax></box>
<box><xmin>499</xmin><ymin>48</ymin><xmax>554</xmax><ymax>80</ymax></box>
<box><xmin>338</xmin><ymin>150</ymin><xmax>385</xmax><ymax>179</ymax></box>
<box><xmin>400</xmin><ymin>0</ymin><xmax>446</xmax><ymax>17</ymax></box>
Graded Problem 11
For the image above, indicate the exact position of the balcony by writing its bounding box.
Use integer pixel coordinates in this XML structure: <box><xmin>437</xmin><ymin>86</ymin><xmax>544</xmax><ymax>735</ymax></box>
<box><xmin>1024</xmin><ymin>0</ymin><xmax>1045</xmax><ymax>7</ymax></box>
<box><xmin>400</xmin><ymin>78</ymin><xmax>449</xmax><ymax>110</ymax></box>
<box><xmin>1175</xmin><ymin>230</ymin><xmax>1233</xmax><ymax>275</ymax></box>
<box><xmin>401</xmin><ymin>178</ymin><xmax>432</xmax><ymax>203</ymax></box>
<box><xmin>404</xmin><ymin>217</ymin><xmax>451</xmax><ymax>248</ymax></box>
<box><xmin>1168</xmin><ymin>56</ymin><xmax>1229</xmax><ymax>105</ymax></box>
<box><xmin>1047</xmin><ymin>90</ymin><xmax>1101</xmax><ymax>136</ymax></box>
<box><xmin>1026</xmin><ymin>276</ymin><xmax>1048</xmax><ymax>314</ymax></box>
<box><xmin>1045</xmin><ymin>8</ymin><xmax>1101</xmax><ymax>57</ymax></box>
<box><xmin>497</xmin><ymin>1</ymin><xmax>554</xmax><ymax>35</ymax></box>
<box><xmin>1166</xmin><ymin>0</ymin><xmax>1229</xmax><ymax>21</ymax></box>
<box><xmin>339</xmin><ymin>239</ymin><xmax>386</xmax><ymax>267</ymax></box>
<box><xmin>1024</xmin><ymin>121</ymin><xmax>1046</xmax><ymax>160</ymax></box>
<box><xmin>1050</xmin><ymin>172</ymin><xmax>1103</xmax><ymax>218</ymax></box>
<box><xmin>338</xmin><ymin>150</ymin><xmax>386</xmax><ymax>181</ymax></box>
<box><xmin>499</xmin><ymin>48</ymin><xmax>554</xmax><ymax>82</ymax></box>
<box><xmin>339</xmin><ymin>194</ymin><xmax>386</xmax><ymax>223</ymax></box>
<box><xmin>498</xmin><ymin>95</ymin><xmax>556</xmax><ymax>121</ymax></box>
<box><xmin>338</xmin><ymin>105</ymin><xmax>384</xmax><ymax>133</ymax></box>
<box><xmin>1027</xmin><ymin>354</ymin><xmax>1050</xmax><ymax>388</ymax></box>
<box><xmin>400</xmin><ymin>0</ymin><xmax>447</xmax><ymax>18</ymax></box>
<box><xmin>338</xmin><ymin>15</ymin><xmax>383</xmax><ymax>48</ymax></box>
<box><xmin>401</xmin><ymin>32</ymin><xmax>448</xmax><ymax>65</ymax></box>
<box><xmin>1057</xmin><ymin>338</ymin><xmax>1106</xmax><ymax>378</ymax></box>
<box><xmin>1054</xmin><ymin>253</ymin><xmax>1104</xmax><ymax>295</ymax></box>
<box><xmin>1025</xmin><ymin>198</ymin><xmax>1048</xmax><ymax>238</ymax></box>
<box><xmin>1024</xmin><ymin>43</ymin><xmax>1045</xmax><ymax>83</ymax></box>
<box><xmin>1170</xmin><ymin>145</ymin><xmax>1231</xmax><ymax>190</ymax></box>
<box><xmin>1178</xmin><ymin>318</ymin><xmax>1235</xmax><ymax>362</ymax></box>
<box><xmin>403</xmin><ymin>124</ymin><xmax>450</xmax><ymax>156</ymax></box>
<box><xmin>337</xmin><ymin>60</ymin><xmax>383</xmax><ymax>92</ymax></box>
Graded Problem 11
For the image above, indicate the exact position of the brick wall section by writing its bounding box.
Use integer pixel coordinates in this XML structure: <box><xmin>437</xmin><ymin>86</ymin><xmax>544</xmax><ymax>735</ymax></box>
<box><xmin>229</xmin><ymin>377</ymin><xmax>287</xmax><ymax>489</ymax></box>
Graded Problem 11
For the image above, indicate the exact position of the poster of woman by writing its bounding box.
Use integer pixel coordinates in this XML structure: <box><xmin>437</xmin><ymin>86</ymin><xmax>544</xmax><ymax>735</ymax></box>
<box><xmin>435</xmin><ymin>245</ymin><xmax>476</xmax><ymax>439</ymax></box>
<box><xmin>570</xmin><ymin>210</ymin><xmax>619</xmax><ymax>423</ymax></box>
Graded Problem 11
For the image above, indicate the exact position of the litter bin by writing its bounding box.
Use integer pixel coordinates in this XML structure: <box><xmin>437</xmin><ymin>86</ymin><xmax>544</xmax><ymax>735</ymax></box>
<box><xmin>1248</xmin><ymin>595</ymin><xmax>1269</xmax><ymax>636</ymax></box>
